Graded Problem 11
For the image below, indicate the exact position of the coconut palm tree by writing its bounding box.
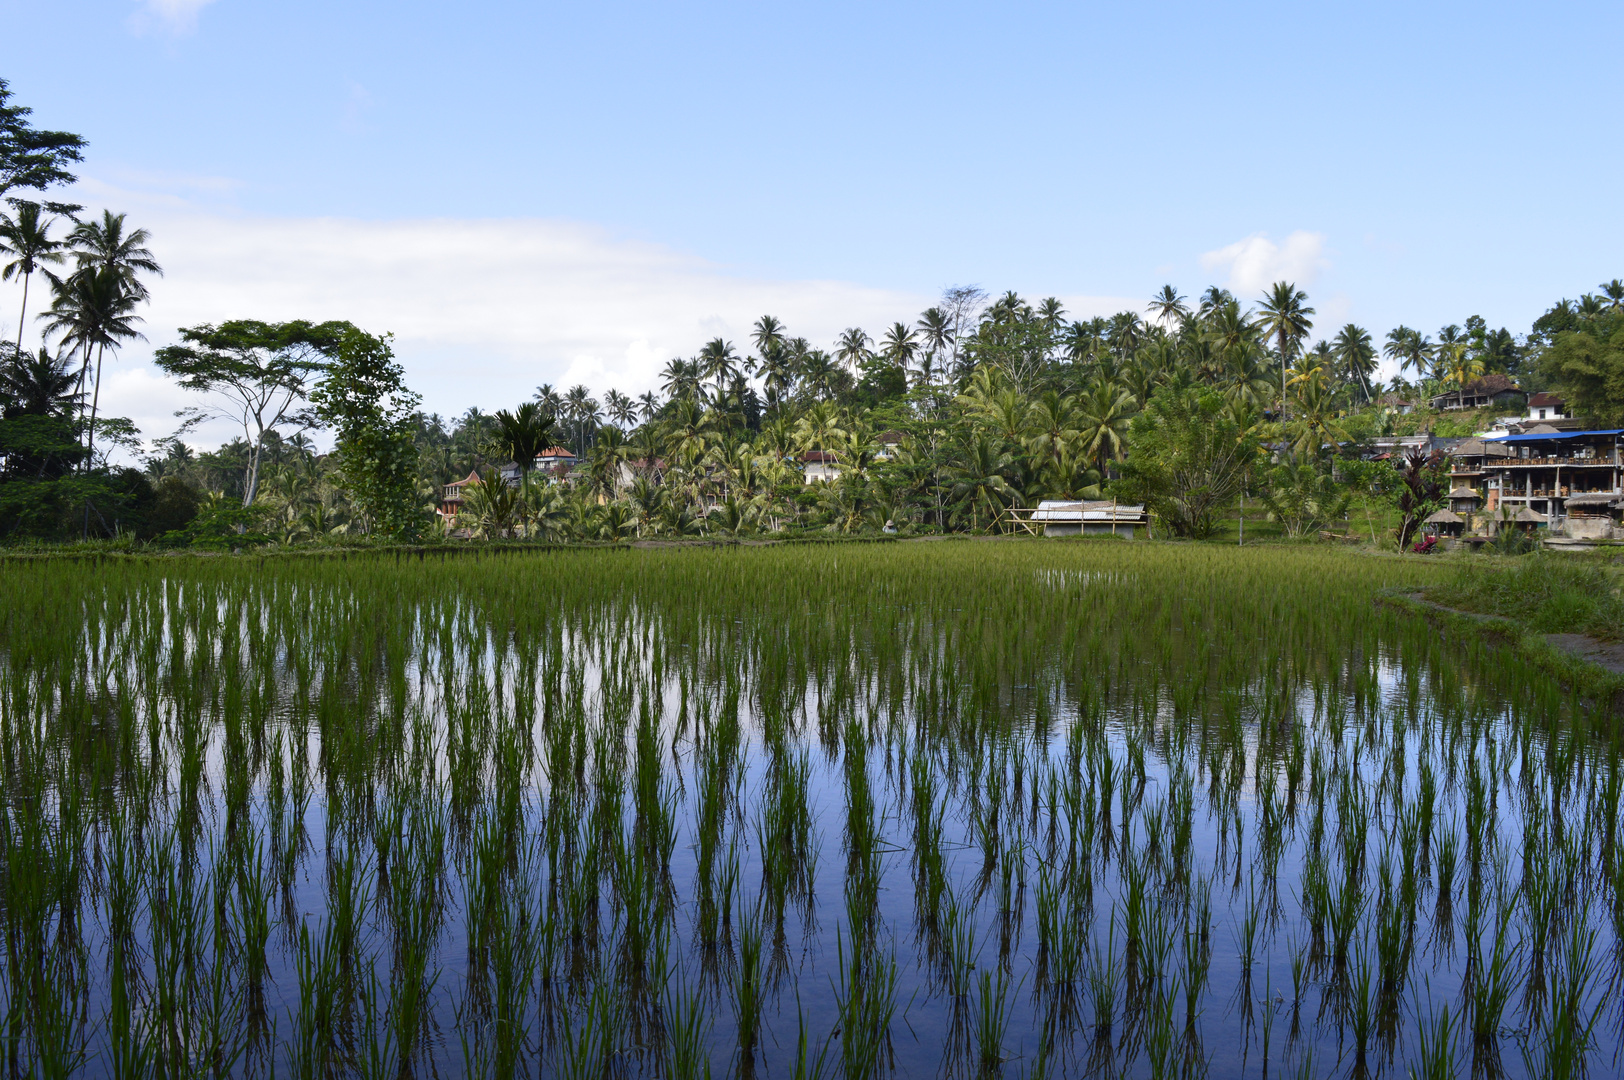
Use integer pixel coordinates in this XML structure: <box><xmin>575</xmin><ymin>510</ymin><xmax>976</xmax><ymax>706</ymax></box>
<box><xmin>1598</xmin><ymin>279</ymin><xmax>1624</xmax><ymax>309</ymax></box>
<box><xmin>798</xmin><ymin>350</ymin><xmax>840</xmax><ymax>401</ymax></box>
<box><xmin>67</xmin><ymin>211</ymin><xmax>162</xmax><ymax>301</ymax></box>
<box><xmin>1075</xmin><ymin>379</ymin><xmax>1136</xmax><ymax>472</ymax></box>
<box><xmin>1197</xmin><ymin>287</ymin><xmax>1236</xmax><ymax>318</ymax></box>
<box><xmin>698</xmin><ymin>338</ymin><xmax>740</xmax><ymax>398</ymax></box>
<box><xmin>917</xmin><ymin>307</ymin><xmax>953</xmax><ymax>371</ymax></box>
<box><xmin>563</xmin><ymin>385</ymin><xmax>600</xmax><ymax>453</ymax></box>
<box><xmin>0</xmin><ymin>202</ymin><xmax>65</xmax><ymax>358</ymax></box>
<box><xmin>1254</xmin><ymin>282</ymin><xmax>1315</xmax><ymax>419</ymax></box>
<box><xmin>947</xmin><ymin>433</ymin><xmax>1018</xmax><ymax>531</ymax></box>
<box><xmin>880</xmin><ymin>322</ymin><xmax>919</xmax><ymax>373</ymax></box>
<box><xmin>1</xmin><ymin>345</ymin><xmax>79</xmax><ymax>416</ymax></box>
<box><xmin>637</xmin><ymin>390</ymin><xmax>661</xmax><ymax>420</ymax></box>
<box><xmin>1331</xmin><ymin>324</ymin><xmax>1377</xmax><ymax>402</ymax></box>
<box><xmin>1383</xmin><ymin>327</ymin><xmax>1434</xmax><ymax>383</ymax></box>
<box><xmin>1148</xmin><ymin>285</ymin><xmax>1189</xmax><ymax>328</ymax></box>
<box><xmin>835</xmin><ymin>327</ymin><xmax>870</xmax><ymax>371</ymax></box>
<box><xmin>532</xmin><ymin>382</ymin><xmax>564</xmax><ymax>414</ymax></box>
<box><xmin>604</xmin><ymin>388</ymin><xmax>638</xmax><ymax>428</ymax></box>
<box><xmin>39</xmin><ymin>265</ymin><xmax>143</xmax><ymax>463</ymax></box>
<box><xmin>751</xmin><ymin>315</ymin><xmax>785</xmax><ymax>360</ymax></box>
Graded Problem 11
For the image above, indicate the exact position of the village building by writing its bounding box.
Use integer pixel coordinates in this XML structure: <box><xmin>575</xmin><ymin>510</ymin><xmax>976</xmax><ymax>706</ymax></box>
<box><xmin>1009</xmin><ymin>500</ymin><xmax>1146</xmax><ymax>538</ymax></box>
<box><xmin>438</xmin><ymin>469</ymin><xmax>484</xmax><ymax>524</ymax></box>
<box><xmin>1525</xmin><ymin>392</ymin><xmax>1569</xmax><ymax>424</ymax></box>
<box><xmin>1428</xmin><ymin>374</ymin><xmax>1526</xmax><ymax>413</ymax></box>
<box><xmin>800</xmin><ymin>450</ymin><xmax>841</xmax><ymax>484</ymax></box>
<box><xmin>1446</xmin><ymin>428</ymin><xmax>1624</xmax><ymax>540</ymax></box>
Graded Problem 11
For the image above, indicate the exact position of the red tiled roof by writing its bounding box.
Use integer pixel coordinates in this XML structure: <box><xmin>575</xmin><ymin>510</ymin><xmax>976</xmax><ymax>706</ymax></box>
<box><xmin>801</xmin><ymin>451</ymin><xmax>839</xmax><ymax>464</ymax></box>
<box><xmin>1528</xmin><ymin>392</ymin><xmax>1565</xmax><ymax>409</ymax></box>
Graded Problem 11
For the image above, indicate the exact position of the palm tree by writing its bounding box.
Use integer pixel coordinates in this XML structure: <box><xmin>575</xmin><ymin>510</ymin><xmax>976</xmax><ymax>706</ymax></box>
<box><xmin>533</xmin><ymin>382</ymin><xmax>564</xmax><ymax>414</ymax></box>
<box><xmin>0</xmin><ymin>346</ymin><xmax>79</xmax><ymax>416</ymax></box>
<box><xmin>917</xmin><ymin>307</ymin><xmax>953</xmax><ymax>373</ymax></box>
<box><xmin>698</xmin><ymin>338</ymin><xmax>740</xmax><ymax>398</ymax></box>
<box><xmin>1598</xmin><ymin>279</ymin><xmax>1624</xmax><ymax>310</ymax></box>
<box><xmin>1331</xmin><ymin>324</ymin><xmax>1377</xmax><ymax>402</ymax></box>
<box><xmin>1437</xmin><ymin>341</ymin><xmax>1485</xmax><ymax>392</ymax></box>
<box><xmin>604</xmin><ymin>388</ymin><xmax>638</xmax><ymax>428</ymax></box>
<box><xmin>0</xmin><ymin>202</ymin><xmax>65</xmax><ymax>359</ymax></box>
<box><xmin>1075</xmin><ymin>379</ymin><xmax>1136</xmax><ymax>472</ymax></box>
<box><xmin>798</xmin><ymin>350</ymin><xmax>839</xmax><ymax>401</ymax></box>
<box><xmin>751</xmin><ymin>315</ymin><xmax>786</xmax><ymax>359</ymax></box>
<box><xmin>947</xmin><ymin>433</ymin><xmax>1018</xmax><ymax>531</ymax></box>
<box><xmin>1148</xmin><ymin>285</ymin><xmax>1189</xmax><ymax>328</ymax></box>
<box><xmin>563</xmin><ymin>385</ymin><xmax>600</xmax><ymax>453</ymax></box>
<box><xmin>1036</xmin><ymin>297</ymin><xmax>1067</xmax><ymax>335</ymax></box>
<box><xmin>637</xmin><ymin>390</ymin><xmax>661</xmax><ymax>420</ymax></box>
<box><xmin>835</xmin><ymin>327</ymin><xmax>870</xmax><ymax>371</ymax></box>
<box><xmin>1254</xmin><ymin>282</ymin><xmax>1315</xmax><ymax>419</ymax></box>
<box><xmin>68</xmin><ymin>211</ymin><xmax>162</xmax><ymax>300</ymax></box>
<box><xmin>39</xmin><ymin>265</ymin><xmax>144</xmax><ymax>463</ymax></box>
<box><xmin>488</xmin><ymin>402</ymin><xmax>556</xmax><ymax>482</ymax></box>
<box><xmin>879</xmin><ymin>322</ymin><xmax>919</xmax><ymax>373</ymax></box>
<box><xmin>1197</xmin><ymin>286</ymin><xmax>1236</xmax><ymax>318</ymax></box>
<box><xmin>1383</xmin><ymin>326</ymin><xmax>1434</xmax><ymax>383</ymax></box>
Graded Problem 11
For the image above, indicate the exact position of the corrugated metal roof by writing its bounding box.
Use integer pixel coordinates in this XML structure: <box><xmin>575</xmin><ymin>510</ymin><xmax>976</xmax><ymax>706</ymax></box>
<box><xmin>1492</xmin><ymin>429</ymin><xmax>1624</xmax><ymax>443</ymax></box>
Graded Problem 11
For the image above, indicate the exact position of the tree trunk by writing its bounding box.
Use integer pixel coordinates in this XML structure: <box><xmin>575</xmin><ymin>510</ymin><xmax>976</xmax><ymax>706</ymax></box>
<box><xmin>14</xmin><ymin>270</ymin><xmax>29</xmax><ymax>359</ymax></box>
<box><xmin>243</xmin><ymin>437</ymin><xmax>263</xmax><ymax>508</ymax></box>
<box><xmin>85</xmin><ymin>343</ymin><xmax>106</xmax><ymax>469</ymax></box>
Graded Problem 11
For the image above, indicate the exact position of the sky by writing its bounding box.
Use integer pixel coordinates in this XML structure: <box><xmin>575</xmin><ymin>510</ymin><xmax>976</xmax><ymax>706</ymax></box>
<box><xmin>3</xmin><ymin>1</ymin><xmax>1622</xmax><ymax>452</ymax></box>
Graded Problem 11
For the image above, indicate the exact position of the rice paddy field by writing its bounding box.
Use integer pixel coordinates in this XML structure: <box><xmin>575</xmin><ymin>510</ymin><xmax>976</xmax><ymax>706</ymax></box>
<box><xmin>1</xmin><ymin>541</ymin><xmax>1621</xmax><ymax>1079</ymax></box>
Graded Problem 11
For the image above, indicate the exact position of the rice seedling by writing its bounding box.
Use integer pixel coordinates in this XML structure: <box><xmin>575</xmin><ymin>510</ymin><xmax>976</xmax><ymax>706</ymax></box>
<box><xmin>0</xmin><ymin>541</ymin><xmax>1615</xmax><ymax>1077</ymax></box>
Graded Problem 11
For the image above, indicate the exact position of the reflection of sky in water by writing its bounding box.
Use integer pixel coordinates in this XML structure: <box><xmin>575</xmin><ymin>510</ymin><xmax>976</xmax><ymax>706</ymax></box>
<box><xmin>47</xmin><ymin>592</ymin><xmax>1610</xmax><ymax>1079</ymax></box>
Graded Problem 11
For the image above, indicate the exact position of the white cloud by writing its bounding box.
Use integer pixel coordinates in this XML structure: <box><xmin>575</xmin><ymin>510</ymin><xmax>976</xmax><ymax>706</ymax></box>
<box><xmin>10</xmin><ymin>178</ymin><xmax>1144</xmax><ymax>458</ymax></box>
<box><xmin>129</xmin><ymin>0</ymin><xmax>218</xmax><ymax>35</ymax></box>
<box><xmin>1200</xmin><ymin>231</ymin><xmax>1328</xmax><ymax>297</ymax></box>
<box><xmin>2</xmin><ymin>181</ymin><xmax>929</xmax><ymax>451</ymax></box>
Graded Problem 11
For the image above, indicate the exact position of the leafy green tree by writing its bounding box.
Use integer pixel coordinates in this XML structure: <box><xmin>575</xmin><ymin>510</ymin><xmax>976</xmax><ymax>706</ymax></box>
<box><xmin>1259</xmin><ymin>461</ymin><xmax>1352</xmax><ymax>538</ymax></box>
<box><xmin>1538</xmin><ymin>311</ymin><xmax>1624</xmax><ymax>426</ymax></box>
<box><xmin>310</xmin><ymin>328</ymin><xmax>425</xmax><ymax>539</ymax></box>
<box><xmin>154</xmin><ymin>320</ymin><xmax>352</xmax><ymax>506</ymax></box>
<box><xmin>0</xmin><ymin>79</ymin><xmax>86</xmax><ymax>198</ymax></box>
<box><xmin>1112</xmin><ymin>386</ymin><xmax>1260</xmax><ymax>539</ymax></box>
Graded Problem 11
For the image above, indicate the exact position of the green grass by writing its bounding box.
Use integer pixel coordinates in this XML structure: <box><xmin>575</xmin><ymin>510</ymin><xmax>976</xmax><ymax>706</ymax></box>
<box><xmin>1430</xmin><ymin>552</ymin><xmax>1624</xmax><ymax>641</ymax></box>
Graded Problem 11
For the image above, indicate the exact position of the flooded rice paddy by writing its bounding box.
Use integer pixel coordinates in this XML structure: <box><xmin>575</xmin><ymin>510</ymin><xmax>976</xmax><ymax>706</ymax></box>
<box><xmin>0</xmin><ymin>543</ymin><xmax>1619</xmax><ymax>1079</ymax></box>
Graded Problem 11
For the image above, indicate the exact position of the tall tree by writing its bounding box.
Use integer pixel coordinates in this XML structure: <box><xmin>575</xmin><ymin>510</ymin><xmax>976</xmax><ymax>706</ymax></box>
<box><xmin>0</xmin><ymin>201</ymin><xmax>65</xmax><ymax>358</ymax></box>
<box><xmin>879</xmin><ymin>322</ymin><xmax>919</xmax><ymax>372</ymax></box>
<box><xmin>67</xmin><ymin>211</ymin><xmax>162</xmax><ymax>300</ymax></box>
<box><xmin>836</xmin><ymin>327</ymin><xmax>870</xmax><ymax>371</ymax></box>
<box><xmin>0</xmin><ymin>346</ymin><xmax>79</xmax><ymax>417</ymax></box>
<box><xmin>1254</xmin><ymin>282</ymin><xmax>1314</xmax><ymax>420</ymax></box>
<box><xmin>309</xmin><ymin>328</ymin><xmax>424</xmax><ymax>538</ymax></box>
<box><xmin>1148</xmin><ymin>285</ymin><xmax>1189</xmax><ymax>328</ymax></box>
<box><xmin>40</xmin><ymin>265</ymin><xmax>144</xmax><ymax>465</ymax></box>
<box><xmin>1331</xmin><ymin>323</ymin><xmax>1377</xmax><ymax>402</ymax></box>
<box><xmin>0</xmin><ymin>79</ymin><xmax>86</xmax><ymax>198</ymax></box>
<box><xmin>154</xmin><ymin>319</ymin><xmax>352</xmax><ymax>506</ymax></box>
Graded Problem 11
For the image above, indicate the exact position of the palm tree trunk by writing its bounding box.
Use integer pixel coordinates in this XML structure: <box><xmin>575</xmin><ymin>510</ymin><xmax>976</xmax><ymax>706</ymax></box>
<box><xmin>14</xmin><ymin>269</ymin><xmax>29</xmax><ymax>359</ymax></box>
<box><xmin>85</xmin><ymin>343</ymin><xmax>106</xmax><ymax>469</ymax></box>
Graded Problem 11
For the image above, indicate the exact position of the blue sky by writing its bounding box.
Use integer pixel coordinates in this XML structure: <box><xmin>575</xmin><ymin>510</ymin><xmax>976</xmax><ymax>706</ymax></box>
<box><xmin>4</xmin><ymin>1</ymin><xmax>1622</xmax><ymax>444</ymax></box>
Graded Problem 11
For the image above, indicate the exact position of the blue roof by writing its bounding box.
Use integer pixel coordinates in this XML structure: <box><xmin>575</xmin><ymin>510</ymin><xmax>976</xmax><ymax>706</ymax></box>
<box><xmin>1491</xmin><ymin>429</ymin><xmax>1624</xmax><ymax>443</ymax></box>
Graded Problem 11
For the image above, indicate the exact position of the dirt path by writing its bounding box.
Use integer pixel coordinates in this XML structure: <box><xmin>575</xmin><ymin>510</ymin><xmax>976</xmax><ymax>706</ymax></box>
<box><xmin>1397</xmin><ymin>592</ymin><xmax>1624</xmax><ymax>676</ymax></box>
